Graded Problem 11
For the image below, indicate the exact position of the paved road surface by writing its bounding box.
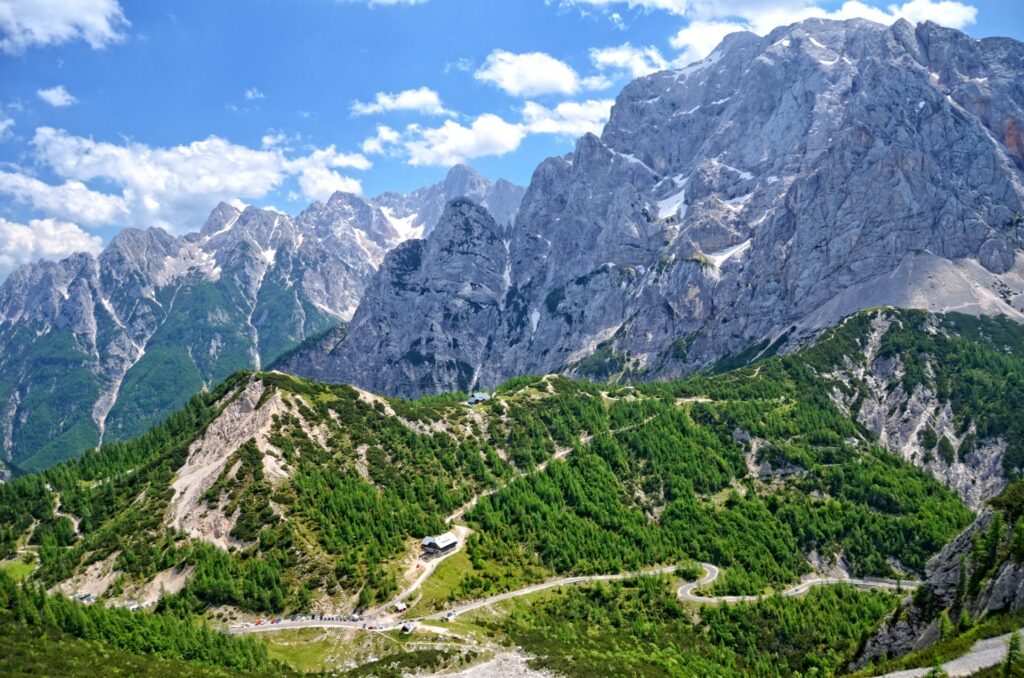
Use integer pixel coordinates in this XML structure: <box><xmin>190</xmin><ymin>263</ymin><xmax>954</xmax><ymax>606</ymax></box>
<box><xmin>229</xmin><ymin>562</ymin><xmax>916</xmax><ymax>636</ymax></box>
<box><xmin>420</xmin><ymin>565</ymin><xmax>678</xmax><ymax>621</ymax></box>
<box><xmin>678</xmin><ymin>563</ymin><xmax>917</xmax><ymax>604</ymax></box>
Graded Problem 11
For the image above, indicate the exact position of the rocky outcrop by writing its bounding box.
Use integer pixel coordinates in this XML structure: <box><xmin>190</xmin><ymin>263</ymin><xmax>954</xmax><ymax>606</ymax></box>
<box><xmin>856</xmin><ymin>503</ymin><xmax>1024</xmax><ymax>668</ymax></box>
<box><xmin>826</xmin><ymin>312</ymin><xmax>1008</xmax><ymax>510</ymax></box>
<box><xmin>335</xmin><ymin>199</ymin><xmax>509</xmax><ymax>395</ymax></box>
<box><xmin>290</xmin><ymin>18</ymin><xmax>1024</xmax><ymax>400</ymax></box>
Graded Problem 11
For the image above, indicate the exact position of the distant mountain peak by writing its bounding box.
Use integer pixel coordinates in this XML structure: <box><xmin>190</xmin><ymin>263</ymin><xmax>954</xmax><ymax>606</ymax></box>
<box><xmin>374</xmin><ymin>164</ymin><xmax>526</xmax><ymax>239</ymax></box>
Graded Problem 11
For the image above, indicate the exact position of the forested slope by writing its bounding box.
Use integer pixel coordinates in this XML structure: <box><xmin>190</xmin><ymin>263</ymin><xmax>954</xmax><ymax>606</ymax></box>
<box><xmin>0</xmin><ymin>308</ymin><xmax>994</xmax><ymax>611</ymax></box>
<box><xmin>0</xmin><ymin>308</ymin><xmax>1019</xmax><ymax>674</ymax></box>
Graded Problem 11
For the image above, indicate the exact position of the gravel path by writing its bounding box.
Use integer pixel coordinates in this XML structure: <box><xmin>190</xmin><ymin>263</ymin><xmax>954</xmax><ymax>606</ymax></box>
<box><xmin>878</xmin><ymin>630</ymin><xmax>1023</xmax><ymax>677</ymax></box>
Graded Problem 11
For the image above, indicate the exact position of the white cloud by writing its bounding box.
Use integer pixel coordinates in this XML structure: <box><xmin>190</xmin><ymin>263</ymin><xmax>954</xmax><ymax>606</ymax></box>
<box><xmin>590</xmin><ymin>43</ymin><xmax>669</xmax><ymax>78</ymax></box>
<box><xmin>261</xmin><ymin>132</ymin><xmax>287</xmax><ymax>148</ymax></box>
<box><xmin>522</xmin><ymin>99</ymin><xmax>614</xmax><ymax>137</ymax></box>
<box><xmin>561</xmin><ymin>0</ymin><xmax>689</xmax><ymax>14</ymax></box>
<box><xmin>404</xmin><ymin>114</ymin><xmax>527</xmax><ymax>166</ymax></box>
<box><xmin>0</xmin><ymin>114</ymin><xmax>13</xmax><ymax>139</ymax></box>
<box><xmin>244</xmin><ymin>87</ymin><xmax>265</xmax><ymax>101</ymax></box>
<box><xmin>361</xmin><ymin>125</ymin><xmax>401</xmax><ymax>155</ymax></box>
<box><xmin>37</xmin><ymin>85</ymin><xmax>77</xmax><ymax>107</ymax></box>
<box><xmin>887</xmin><ymin>0</ymin><xmax>978</xmax><ymax>27</ymax></box>
<box><xmin>295</xmin><ymin>167</ymin><xmax>362</xmax><ymax>202</ymax></box>
<box><xmin>362</xmin><ymin>98</ymin><xmax>614</xmax><ymax>166</ymax></box>
<box><xmin>0</xmin><ymin>217</ymin><xmax>102</xmax><ymax>278</ymax></box>
<box><xmin>351</xmin><ymin>87</ymin><xmax>450</xmax><ymax>116</ymax></box>
<box><xmin>283</xmin><ymin>146</ymin><xmax>371</xmax><ymax>201</ymax></box>
<box><xmin>565</xmin><ymin>0</ymin><xmax>977</xmax><ymax>29</ymax></box>
<box><xmin>0</xmin><ymin>170</ymin><xmax>129</xmax><ymax>226</ymax></box>
<box><xmin>0</xmin><ymin>127</ymin><xmax>369</xmax><ymax>232</ymax></box>
<box><xmin>0</xmin><ymin>0</ymin><xmax>129</xmax><ymax>54</ymax></box>
<box><xmin>669</xmin><ymin>20</ymin><xmax>747</xmax><ymax>64</ymax></box>
<box><xmin>475</xmin><ymin>50</ymin><xmax>582</xmax><ymax>97</ymax></box>
<box><xmin>444</xmin><ymin>57</ymin><xmax>474</xmax><ymax>74</ymax></box>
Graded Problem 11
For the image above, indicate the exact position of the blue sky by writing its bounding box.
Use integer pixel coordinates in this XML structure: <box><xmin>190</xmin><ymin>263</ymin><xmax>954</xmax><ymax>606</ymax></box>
<box><xmin>0</xmin><ymin>0</ymin><xmax>1021</xmax><ymax>277</ymax></box>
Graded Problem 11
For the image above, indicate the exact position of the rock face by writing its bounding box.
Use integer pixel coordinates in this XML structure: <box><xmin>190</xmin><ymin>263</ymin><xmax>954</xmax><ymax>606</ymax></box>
<box><xmin>825</xmin><ymin>312</ymin><xmax>1008</xmax><ymax>510</ymax></box>
<box><xmin>336</xmin><ymin>199</ymin><xmax>510</xmax><ymax>394</ymax></box>
<box><xmin>290</xmin><ymin>18</ymin><xmax>1024</xmax><ymax>400</ymax></box>
<box><xmin>374</xmin><ymin>164</ymin><xmax>526</xmax><ymax>239</ymax></box>
<box><xmin>855</xmin><ymin>503</ymin><xmax>1024</xmax><ymax>668</ymax></box>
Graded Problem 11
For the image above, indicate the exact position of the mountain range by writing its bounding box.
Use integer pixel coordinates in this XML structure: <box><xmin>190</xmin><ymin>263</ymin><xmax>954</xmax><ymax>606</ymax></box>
<box><xmin>2</xmin><ymin>14</ymin><xmax>1024</xmax><ymax>677</ymax></box>
<box><xmin>285</xmin><ymin>18</ymin><xmax>1024</xmax><ymax>405</ymax></box>
<box><xmin>0</xmin><ymin>166</ymin><xmax>524</xmax><ymax>473</ymax></box>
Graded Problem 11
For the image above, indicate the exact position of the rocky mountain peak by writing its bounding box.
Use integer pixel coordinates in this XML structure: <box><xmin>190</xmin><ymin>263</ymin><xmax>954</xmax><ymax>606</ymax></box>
<box><xmin>441</xmin><ymin>164</ymin><xmax>490</xmax><ymax>198</ymax></box>
<box><xmin>288</xmin><ymin>17</ymin><xmax>1024</xmax><ymax>404</ymax></box>
<box><xmin>373</xmin><ymin>164</ymin><xmax>526</xmax><ymax>238</ymax></box>
<box><xmin>198</xmin><ymin>201</ymin><xmax>241</xmax><ymax>236</ymax></box>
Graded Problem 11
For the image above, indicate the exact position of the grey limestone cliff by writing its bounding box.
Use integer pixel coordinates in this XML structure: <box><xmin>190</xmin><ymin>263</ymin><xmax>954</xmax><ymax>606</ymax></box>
<box><xmin>288</xmin><ymin>17</ymin><xmax>1024</xmax><ymax>403</ymax></box>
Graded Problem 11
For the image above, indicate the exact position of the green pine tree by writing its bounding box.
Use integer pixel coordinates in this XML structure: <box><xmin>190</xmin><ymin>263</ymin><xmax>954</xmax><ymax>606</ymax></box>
<box><xmin>1006</xmin><ymin>630</ymin><xmax>1022</xmax><ymax>678</ymax></box>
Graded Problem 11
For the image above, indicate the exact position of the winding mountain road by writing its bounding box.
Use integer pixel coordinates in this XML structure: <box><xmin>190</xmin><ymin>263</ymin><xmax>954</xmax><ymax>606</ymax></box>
<box><xmin>227</xmin><ymin>562</ymin><xmax>918</xmax><ymax>636</ymax></box>
<box><xmin>678</xmin><ymin>563</ymin><xmax>917</xmax><ymax>604</ymax></box>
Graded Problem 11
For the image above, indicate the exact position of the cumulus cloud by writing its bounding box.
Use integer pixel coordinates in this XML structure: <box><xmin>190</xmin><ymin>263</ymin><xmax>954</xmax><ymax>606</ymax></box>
<box><xmin>664</xmin><ymin>0</ymin><xmax>978</xmax><ymax>64</ymax></box>
<box><xmin>565</xmin><ymin>0</ymin><xmax>977</xmax><ymax>65</ymax></box>
<box><xmin>669</xmin><ymin>20</ymin><xmax>747</xmax><ymax>64</ymax></box>
<box><xmin>351</xmin><ymin>87</ymin><xmax>451</xmax><ymax>116</ymax></box>
<box><xmin>561</xmin><ymin>0</ymin><xmax>689</xmax><ymax>14</ymax></box>
<box><xmin>361</xmin><ymin>125</ymin><xmax>401</xmax><ymax>155</ymax></box>
<box><xmin>475</xmin><ymin>50</ymin><xmax>583</xmax><ymax>97</ymax></box>
<box><xmin>0</xmin><ymin>127</ymin><xmax>370</xmax><ymax>232</ymax></box>
<box><xmin>244</xmin><ymin>87</ymin><xmax>265</xmax><ymax>101</ymax></box>
<box><xmin>294</xmin><ymin>167</ymin><xmax>362</xmax><ymax>202</ymax></box>
<box><xmin>0</xmin><ymin>217</ymin><xmax>103</xmax><ymax>278</ymax></box>
<box><xmin>0</xmin><ymin>114</ymin><xmax>13</xmax><ymax>139</ymax></box>
<box><xmin>360</xmin><ymin>98</ymin><xmax>614</xmax><ymax>166</ymax></box>
<box><xmin>37</xmin><ymin>85</ymin><xmax>77</xmax><ymax>107</ymax></box>
<box><xmin>404</xmin><ymin>114</ymin><xmax>527</xmax><ymax>166</ymax></box>
<box><xmin>590</xmin><ymin>43</ymin><xmax>669</xmax><ymax>78</ymax></box>
<box><xmin>522</xmin><ymin>99</ymin><xmax>614</xmax><ymax>137</ymax></box>
<box><xmin>0</xmin><ymin>0</ymin><xmax>129</xmax><ymax>54</ymax></box>
<box><xmin>0</xmin><ymin>170</ymin><xmax>129</xmax><ymax>226</ymax></box>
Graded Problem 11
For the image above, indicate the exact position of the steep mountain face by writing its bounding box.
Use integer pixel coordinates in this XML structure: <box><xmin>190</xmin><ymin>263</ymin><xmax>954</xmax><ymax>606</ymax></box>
<box><xmin>291</xmin><ymin>18</ymin><xmax>1024</xmax><ymax>405</ymax></box>
<box><xmin>374</xmin><ymin>163</ymin><xmax>526</xmax><ymax>239</ymax></box>
<box><xmin>328</xmin><ymin>199</ymin><xmax>511</xmax><ymax>394</ymax></box>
